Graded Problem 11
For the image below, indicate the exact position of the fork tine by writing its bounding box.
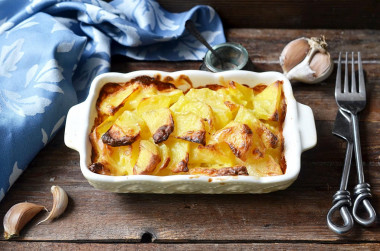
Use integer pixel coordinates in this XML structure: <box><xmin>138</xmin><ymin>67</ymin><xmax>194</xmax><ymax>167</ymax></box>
<box><xmin>351</xmin><ymin>52</ymin><xmax>357</xmax><ymax>93</ymax></box>
<box><xmin>344</xmin><ymin>52</ymin><xmax>349</xmax><ymax>93</ymax></box>
<box><xmin>358</xmin><ymin>52</ymin><xmax>366</xmax><ymax>94</ymax></box>
<box><xmin>335</xmin><ymin>52</ymin><xmax>342</xmax><ymax>95</ymax></box>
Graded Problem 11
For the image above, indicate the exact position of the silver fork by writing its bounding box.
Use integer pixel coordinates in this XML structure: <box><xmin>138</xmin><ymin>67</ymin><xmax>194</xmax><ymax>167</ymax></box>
<box><xmin>335</xmin><ymin>52</ymin><xmax>376</xmax><ymax>226</ymax></box>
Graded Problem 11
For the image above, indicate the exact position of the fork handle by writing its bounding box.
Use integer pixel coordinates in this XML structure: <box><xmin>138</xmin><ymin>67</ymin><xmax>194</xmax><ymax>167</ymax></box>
<box><xmin>352</xmin><ymin>183</ymin><xmax>376</xmax><ymax>226</ymax></box>
<box><xmin>351</xmin><ymin>114</ymin><xmax>365</xmax><ymax>183</ymax></box>
<box><xmin>351</xmin><ymin>114</ymin><xmax>377</xmax><ymax>226</ymax></box>
<box><xmin>327</xmin><ymin>190</ymin><xmax>354</xmax><ymax>234</ymax></box>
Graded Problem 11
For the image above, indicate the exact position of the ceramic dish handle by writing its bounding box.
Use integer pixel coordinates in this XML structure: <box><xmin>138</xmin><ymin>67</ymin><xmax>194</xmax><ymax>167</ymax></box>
<box><xmin>297</xmin><ymin>102</ymin><xmax>317</xmax><ymax>152</ymax></box>
<box><xmin>64</xmin><ymin>103</ymin><xmax>85</xmax><ymax>152</ymax></box>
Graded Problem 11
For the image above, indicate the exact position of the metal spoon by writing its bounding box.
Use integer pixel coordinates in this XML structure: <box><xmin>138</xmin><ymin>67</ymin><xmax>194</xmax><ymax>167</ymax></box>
<box><xmin>185</xmin><ymin>20</ymin><xmax>225</xmax><ymax>69</ymax></box>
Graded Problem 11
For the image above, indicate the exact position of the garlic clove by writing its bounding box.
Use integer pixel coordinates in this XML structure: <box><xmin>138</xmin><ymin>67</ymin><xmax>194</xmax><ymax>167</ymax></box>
<box><xmin>280</xmin><ymin>37</ymin><xmax>310</xmax><ymax>73</ymax></box>
<box><xmin>3</xmin><ymin>202</ymin><xmax>46</xmax><ymax>239</ymax></box>
<box><xmin>280</xmin><ymin>36</ymin><xmax>333</xmax><ymax>84</ymax></box>
<box><xmin>38</xmin><ymin>185</ymin><xmax>68</xmax><ymax>224</ymax></box>
<box><xmin>309</xmin><ymin>52</ymin><xmax>334</xmax><ymax>81</ymax></box>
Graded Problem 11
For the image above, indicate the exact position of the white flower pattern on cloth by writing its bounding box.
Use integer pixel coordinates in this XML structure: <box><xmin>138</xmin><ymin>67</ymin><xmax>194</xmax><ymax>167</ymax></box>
<box><xmin>0</xmin><ymin>0</ymin><xmax>225</xmax><ymax>202</ymax></box>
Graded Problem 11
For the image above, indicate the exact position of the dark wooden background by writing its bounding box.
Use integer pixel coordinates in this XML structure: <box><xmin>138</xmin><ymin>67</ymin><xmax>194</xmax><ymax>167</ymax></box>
<box><xmin>159</xmin><ymin>0</ymin><xmax>380</xmax><ymax>29</ymax></box>
<box><xmin>1</xmin><ymin>1</ymin><xmax>380</xmax><ymax>250</ymax></box>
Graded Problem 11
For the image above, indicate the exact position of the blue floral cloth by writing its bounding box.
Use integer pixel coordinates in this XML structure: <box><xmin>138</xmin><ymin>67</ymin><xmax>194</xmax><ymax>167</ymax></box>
<box><xmin>0</xmin><ymin>0</ymin><xmax>225</xmax><ymax>202</ymax></box>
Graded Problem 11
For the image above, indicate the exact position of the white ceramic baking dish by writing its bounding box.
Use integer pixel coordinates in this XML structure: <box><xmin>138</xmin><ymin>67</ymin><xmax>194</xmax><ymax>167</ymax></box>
<box><xmin>64</xmin><ymin>70</ymin><xmax>316</xmax><ymax>194</ymax></box>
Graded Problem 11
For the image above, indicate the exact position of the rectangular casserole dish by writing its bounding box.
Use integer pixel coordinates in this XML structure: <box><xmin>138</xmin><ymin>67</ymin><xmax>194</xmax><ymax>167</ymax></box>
<box><xmin>64</xmin><ymin>70</ymin><xmax>316</xmax><ymax>194</ymax></box>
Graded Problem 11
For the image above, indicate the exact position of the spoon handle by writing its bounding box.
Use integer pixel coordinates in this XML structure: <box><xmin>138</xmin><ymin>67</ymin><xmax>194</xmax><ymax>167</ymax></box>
<box><xmin>185</xmin><ymin>20</ymin><xmax>224</xmax><ymax>65</ymax></box>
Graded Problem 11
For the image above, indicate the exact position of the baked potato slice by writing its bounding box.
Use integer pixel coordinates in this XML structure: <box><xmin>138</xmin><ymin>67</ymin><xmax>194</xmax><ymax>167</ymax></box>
<box><xmin>253</xmin><ymin>80</ymin><xmax>283</xmax><ymax>121</ymax></box>
<box><xmin>213</xmin><ymin>122</ymin><xmax>253</xmax><ymax>161</ymax></box>
<box><xmin>217</xmin><ymin>81</ymin><xmax>254</xmax><ymax>108</ymax></box>
<box><xmin>170</xmin><ymin>96</ymin><xmax>214</xmax><ymax>133</ymax></box>
<box><xmin>133</xmin><ymin>140</ymin><xmax>161</xmax><ymax>175</ymax></box>
<box><xmin>98</xmin><ymin>84</ymin><xmax>141</xmax><ymax>115</ymax></box>
<box><xmin>159</xmin><ymin>89</ymin><xmax>184</xmax><ymax>104</ymax></box>
<box><xmin>190</xmin><ymin>142</ymin><xmax>236</xmax><ymax>166</ymax></box>
<box><xmin>101</xmin><ymin>111</ymin><xmax>142</xmax><ymax>147</ymax></box>
<box><xmin>136</xmin><ymin>95</ymin><xmax>171</xmax><ymax>115</ymax></box>
<box><xmin>234</xmin><ymin>106</ymin><xmax>280</xmax><ymax>150</ymax></box>
<box><xmin>173</xmin><ymin>112</ymin><xmax>206</xmax><ymax>145</ymax></box>
<box><xmin>165</xmin><ymin>138</ymin><xmax>190</xmax><ymax>173</ymax></box>
<box><xmin>141</xmin><ymin>108</ymin><xmax>174</xmax><ymax>144</ymax></box>
<box><xmin>123</xmin><ymin>84</ymin><xmax>158</xmax><ymax>110</ymax></box>
<box><xmin>246</xmin><ymin>155</ymin><xmax>283</xmax><ymax>177</ymax></box>
<box><xmin>157</xmin><ymin>143</ymin><xmax>170</xmax><ymax>171</ymax></box>
<box><xmin>185</xmin><ymin>88</ymin><xmax>232</xmax><ymax>129</ymax></box>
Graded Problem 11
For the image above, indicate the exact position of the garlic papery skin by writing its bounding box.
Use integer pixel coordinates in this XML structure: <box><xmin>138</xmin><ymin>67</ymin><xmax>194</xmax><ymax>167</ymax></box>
<box><xmin>38</xmin><ymin>185</ymin><xmax>68</xmax><ymax>224</ymax></box>
<box><xmin>3</xmin><ymin>202</ymin><xmax>45</xmax><ymax>239</ymax></box>
<box><xmin>280</xmin><ymin>36</ymin><xmax>334</xmax><ymax>84</ymax></box>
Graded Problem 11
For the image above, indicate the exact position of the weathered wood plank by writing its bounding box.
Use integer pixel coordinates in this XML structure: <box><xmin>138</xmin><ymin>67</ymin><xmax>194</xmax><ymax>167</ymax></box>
<box><xmin>158</xmin><ymin>0</ymin><xmax>380</xmax><ymax>29</ymax></box>
<box><xmin>1</xmin><ymin>242</ymin><xmax>380</xmax><ymax>250</ymax></box>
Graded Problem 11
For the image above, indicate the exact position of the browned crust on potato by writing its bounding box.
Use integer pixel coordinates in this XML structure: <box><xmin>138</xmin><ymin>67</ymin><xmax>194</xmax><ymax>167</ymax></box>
<box><xmin>160</xmin><ymin>157</ymin><xmax>171</xmax><ymax>170</ymax></box>
<box><xmin>264</xmin><ymin>129</ymin><xmax>279</xmax><ymax>149</ymax></box>
<box><xmin>190</xmin><ymin>166</ymin><xmax>248</xmax><ymax>176</ymax></box>
<box><xmin>252</xmin><ymin>84</ymin><xmax>267</xmax><ymax>95</ymax></box>
<box><xmin>131</xmin><ymin>75</ymin><xmax>175</xmax><ymax>91</ymax></box>
<box><xmin>177</xmin><ymin>130</ymin><xmax>206</xmax><ymax>145</ymax></box>
<box><xmin>196</xmin><ymin>84</ymin><xmax>224</xmax><ymax>91</ymax></box>
<box><xmin>153</xmin><ymin>118</ymin><xmax>174</xmax><ymax>144</ymax></box>
<box><xmin>101</xmin><ymin>126</ymin><xmax>139</xmax><ymax>147</ymax></box>
<box><xmin>252</xmin><ymin>148</ymin><xmax>264</xmax><ymax>159</ymax></box>
<box><xmin>221</xmin><ymin>124</ymin><xmax>253</xmax><ymax>160</ymax></box>
<box><xmin>271</xmin><ymin>111</ymin><xmax>279</xmax><ymax>122</ymax></box>
<box><xmin>88</xmin><ymin>162</ymin><xmax>111</xmax><ymax>175</ymax></box>
<box><xmin>224</xmin><ymin>101</ymin><xmax>238</xmax><ymax>111</ymax></box>
<box><xmin>133</xmin><ymin>154</ymin><xmax>161</xmax><ymax>175</ymax></box>
<box><xmin>173</xmin><ymin>153</ymin><xmax>189</xmax><ymax>173</ymax></box>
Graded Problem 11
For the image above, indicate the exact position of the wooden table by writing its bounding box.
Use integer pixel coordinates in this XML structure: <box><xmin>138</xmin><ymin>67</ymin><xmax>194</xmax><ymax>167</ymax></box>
<box><xmin>1</xmin><ymin>28</ymin><xmax>379</xmax><ymax>250</ymax></box>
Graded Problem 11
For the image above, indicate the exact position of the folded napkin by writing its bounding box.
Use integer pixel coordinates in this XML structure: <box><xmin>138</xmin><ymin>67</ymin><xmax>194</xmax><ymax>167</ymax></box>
<box><xmin>0</xmin><ymin>0</ymin><xmax>225</xmax><ymax>202</ymax></box>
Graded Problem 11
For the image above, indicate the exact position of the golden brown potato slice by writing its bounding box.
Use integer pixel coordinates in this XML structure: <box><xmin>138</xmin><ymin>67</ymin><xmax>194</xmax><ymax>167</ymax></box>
<box><xmin>234</xmin><ymin>106</ymin><xmax>280</xmax><ymax>150</ymax></box>
<box><xmin>213</xmin><ymin>122</ymin><xmax>253</xmax><ymax>161</ymax></box>
<box><xmin>217</xmin><ymin>81</ymin><xmax>254</xmax><ymax>108</ymax></box>
<box><xmin>170</xmin><ymin>95</ymin><xmax>215</xmax><ymax>133</ymax></box>
<box><xmin>172</xmin><ymin>113</ymin><xmax>206</xmax><ymax>145</ymax></box>
<box><xmin>159</xmin><ymin>89</ymin><xmax>184</xmax><ymax>105</ymax></box>
<box><xmin>253</xmin><ymin>80</ymin><xmax>283</xmax><ymax>121</ymax></box>
<box><xmin>141</xmin><ymin>108</ymin><xmax>174</xmax><ymax>144</ymax></box>
<box><xmin>136</xmin><ymin>95</ymin><xmax>171</xmax><ymax>115</ymax></box>
<box><xmin>165</xmin><ymin>138</ymin><xmax>190</xmax><ymax>173</ymax></box>
<box><xmin>101</xmin><ymin>111</ymin><xmax>142</xmax><ymax>147</ymax></box>
<box><xmin>123</xmin><ymin>84</ymin><xmax>158</xmax><ymax>111</ymax></box>
<box><xmin>190</xmin><ymin>142</ymin><xmax>236</xmax><ymax>166</ymax></box>
<box><xmin>133</xmin><ymin>140</ymin><xmax>161</xmax><ymax>175</ymax></box>
<box><xmin>158</xmin><ymin>143</ymin><xmax>171</xmax><ymax>170</ymax></box>
<box><xmin>185</xmin><ymin>88</ymin><xmax>232</xmax><ymax>129</ymax></box>
<box><xmin>98</xmin><ymin>84</ymin><xmax>141</xmax><ymax>115</ymax></box>
<box><xmin>246</xmin><ymin>155</ymin><xmax>283</xmax><ymax>177</ymax></box>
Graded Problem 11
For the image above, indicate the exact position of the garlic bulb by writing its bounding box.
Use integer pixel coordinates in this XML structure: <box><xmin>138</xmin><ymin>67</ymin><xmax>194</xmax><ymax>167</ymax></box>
<box><xmin>38</xmin><ymin>185</ymin><xmax>68</xmax><ymax>224</ymax></box>
<box><xmin>3</xmin><ymin>202</ymin><xmax>46</xmax><ymax>239</ymax></box>
<box><xmin>280</xmin><ymin>36</ymin><xmax>333</xmax><ymax>84</ymax></box>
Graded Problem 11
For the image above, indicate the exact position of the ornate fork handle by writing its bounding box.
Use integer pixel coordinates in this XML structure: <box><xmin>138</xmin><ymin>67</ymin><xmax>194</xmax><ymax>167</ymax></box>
<box><xmin>327</xmin><ymin>190</ymin><xmax>354</xmax><ymax>234</ymax></box>
<box><xmin>353</xmin><ymin>182</ymin><xmax>376</xmax><ymax>226</ymax></box>
<box><xmin>350</xmin><ymin>113</ymin><xmax>376</xmax><ymax>226</ymax></box>
<box><xmin>327</xmin><ymin>135</ymin><xmax>354</xmax><ymax>234</ymax></box>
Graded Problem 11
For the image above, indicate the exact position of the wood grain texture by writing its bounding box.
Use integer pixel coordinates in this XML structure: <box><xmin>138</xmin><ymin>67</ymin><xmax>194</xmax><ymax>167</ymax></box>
<box><xmin>1</xmin><ymin>242</ymin><xmax>380</xmax><ymax>251</ymax></box>
<box><xmin>157</xmin><ymin>0</ymin><xmax>380</xmax><ymax>29</ymax></box>
<box><xmin>1</xmin><ymin>28</ymin><xmax>380</xmax><ymax>248</ymax></box>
